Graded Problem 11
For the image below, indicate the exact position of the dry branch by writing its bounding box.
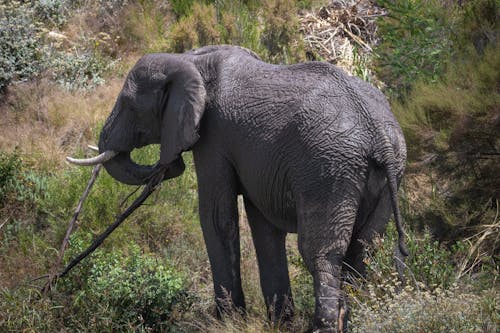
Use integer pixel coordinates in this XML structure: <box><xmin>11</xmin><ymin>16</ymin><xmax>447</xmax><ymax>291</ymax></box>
<box><xmin>43</xmin><ymin>164</ymin><xmax>102</xmax><ymax>293</ymax></box>
<box><xmin>299</xmin><ymin>0</ymin><xmax>385</xmax><ymax>76</ymax></box>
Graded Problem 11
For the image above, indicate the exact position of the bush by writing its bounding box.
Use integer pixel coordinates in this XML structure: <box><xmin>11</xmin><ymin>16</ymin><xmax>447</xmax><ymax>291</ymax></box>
<box><xmin>0</xmin><ymin>151</ymin><xmax>47</xmax><ymax>210</ymax></box>
<box><xmin>119</xmin><ymin>0</ymin><xmax>171</xmax><ymax>53</ymax></box>
<box><xmin>210</xmin><ymin>1</ymin><xmax>264</xmax><ymax>54</ymax></box>
<box><xmin>170</xmin><ymin>0</ymin><xmax>195</xmax><ymax>17</ymax></box>
<box><xmin>456</xmin><ymin>0</ymin><xmax>498</xmax><ymax>54</ymax></box>
<box><xmin>49</xmin><ymin>50</ymin><xmax>117</xmax><ymax>90</ymax></box>
<box><xmin>375</xmin><ymin>0</ymin><xmax>454</xmax><ymax>95</ymax></box>
<box><xmin>349</xmin><ymin>220</ymin><xmax>497</xmax><ymax>332</ymax></box>
<box><xmin>0</xmin><ymin>243</ymin><xmax>192</xmax><ymax>332</ymax></box>
<box><xmin>58</xmin><ymin>241</ymin><xmax>192</xmax><ymax>331</ymax></box>
<box><xmin>167</xmin><ymin>0</ymin><xmax>305</xmax><ymax>63</ymax></box>
<box><xmin>349</xmin><ymin>284</ymin><xmax>498</xmax><ymax>333</ymax></box>
<box><xmin>0</xmin><ymin>1</ymin><xmax>118</xmax><ymax>92</ymax></box>
<box><xmin>0</xmin><ymin>2</ymin><xmax>44</xmax><ymax>92</ymax></box>
<box><xmin>393</xmin><ymin>45</ymin><xmax>499</xmax><ymax>243</ymax></box>
<box><xmin>0</xmin><ymin>152</ymin><xmax>22</xmax><ymax>204</ymax></box>
<box><xmin>168</xmin><ymin>2</ymin><xmax>221</xmax><ymax>53</ymax></box>
<box><xmin>34</xmin><ymin>0</ymin><xmax>70</xmax><ymax>27</ymax></box>
<box><xmin>365</xmin><ymin>222</ymin><xmax>462</xmax><ymax>290</ymax></box>
<box><xmin>261</xmin><ymin>0</ymin><xmax>305</xmax><ymax>63</ymax></box>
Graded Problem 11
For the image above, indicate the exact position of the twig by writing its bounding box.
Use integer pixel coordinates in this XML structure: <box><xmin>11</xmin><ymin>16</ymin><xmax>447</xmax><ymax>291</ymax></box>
<box><xmin>87</xmin><ymin>145</ymin><xmax>99</xmax><ymax>152</ymax></box>
<box><xmin>119</xmin><ymin>185</ymin><xmax>141</xmax><ymax>209</ymax></box>
<box><xmin>43</xmin><ymin>164</ymin><xmax>102</xmax><ymax>293</ymax></box>
<box><xmin>0</xmin><ymin>217</ymin><xmax>8</xmax><ymax>230</ymax></box>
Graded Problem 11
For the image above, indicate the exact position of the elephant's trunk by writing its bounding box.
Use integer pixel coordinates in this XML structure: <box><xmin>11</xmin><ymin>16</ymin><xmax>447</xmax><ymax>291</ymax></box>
<box><xmin>100</xmin><ymin>151</ymin><xmax>157</xmax><ymax>185</ymax></box>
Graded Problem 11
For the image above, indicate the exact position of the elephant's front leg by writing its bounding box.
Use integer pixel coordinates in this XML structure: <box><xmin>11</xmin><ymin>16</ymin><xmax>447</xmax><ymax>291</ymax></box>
<box><xmin>197</xmin><ymin>173</ymin><xmax>244</xmax><ymax>317</ymax></box>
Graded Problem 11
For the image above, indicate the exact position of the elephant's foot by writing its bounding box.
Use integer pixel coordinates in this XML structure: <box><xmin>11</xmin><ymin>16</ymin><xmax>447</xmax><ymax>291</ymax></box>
<box><xmin>311</xmin><ymin>302</ymin><xmax>348</xmax><ymax>333</ymax></box>
<box><xmin>215</xmin><ymin>290</ymin><xmax>246</xmax><ymax>320</ymax></box>
<box><xmin>312</xmin><ymin>270</ymin><xmax>348</xmax><ymax>333</ymax></box>
<box><xmin>267</xmin><ymin>294</ymin><xmax>294</xmax><ymax>329</ymax></box>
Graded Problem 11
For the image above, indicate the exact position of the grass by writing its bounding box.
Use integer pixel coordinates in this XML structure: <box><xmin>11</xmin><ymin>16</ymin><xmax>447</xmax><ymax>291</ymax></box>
<box><xmin>0</xmin><ymin>78</ymin><xmax>123</xmax><ymax>171</ymax></box>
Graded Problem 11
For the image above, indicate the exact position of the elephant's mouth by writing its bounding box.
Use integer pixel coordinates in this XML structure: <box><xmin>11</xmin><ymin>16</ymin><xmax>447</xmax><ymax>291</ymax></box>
<box><xmin>66</xmin><ymin>149</ymin><xmax>185</xmax><ymax>186</ymax></box>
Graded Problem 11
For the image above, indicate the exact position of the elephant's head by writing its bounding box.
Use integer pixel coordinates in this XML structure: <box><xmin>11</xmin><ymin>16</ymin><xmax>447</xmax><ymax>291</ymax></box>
<box><xmin>68</xmin><ymin>54</ymin><xmax>206</xmax><ymax>185</ymax></box>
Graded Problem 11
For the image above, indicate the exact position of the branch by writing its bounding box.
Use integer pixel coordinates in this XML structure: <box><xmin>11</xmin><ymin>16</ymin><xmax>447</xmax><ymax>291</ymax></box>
<box><xmin>43</xmin><ymin>164</ymin><xmax>101</xmax><ymax>293</ymax></box>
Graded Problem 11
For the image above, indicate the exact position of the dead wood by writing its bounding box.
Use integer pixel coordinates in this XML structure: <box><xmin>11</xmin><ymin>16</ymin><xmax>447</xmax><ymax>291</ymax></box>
<box><xmin>299</xmin><ymin>0</ymin><xmax>385</xmax><ymax>74</ymax></box>
<box><xmin>43</xmin><ymin>164</ymin><xmax>102</xmax><ymax>293</ymax></box>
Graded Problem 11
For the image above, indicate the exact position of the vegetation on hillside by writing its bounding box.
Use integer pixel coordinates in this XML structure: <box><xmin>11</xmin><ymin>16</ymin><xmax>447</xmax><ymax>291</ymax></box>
<box><xmin>0</xmin><ymin>0</ymin><xmax>498</xmax><ymax>332</ymax></box>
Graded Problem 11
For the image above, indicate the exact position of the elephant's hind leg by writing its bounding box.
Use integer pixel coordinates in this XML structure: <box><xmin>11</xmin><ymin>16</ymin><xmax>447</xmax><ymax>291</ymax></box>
<box><xmin>297</xmin><ymin>194</ymin><xmax>358</xmax><ymax>333</ymax></box>
<box><xmin>344</xmin><ymin>185</ymin><xmax>392</xmax><ymax>278</ymax></box>
<box><xmin>244</xmin><ymin>198</ymin><xmax>294</xmax><ymax>325</ymax></box>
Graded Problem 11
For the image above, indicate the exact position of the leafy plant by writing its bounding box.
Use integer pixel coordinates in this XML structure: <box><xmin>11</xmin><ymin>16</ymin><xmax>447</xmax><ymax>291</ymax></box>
<box><xmin>34</xmin><ymin>0</ymin><xmax>70</xmax><ymax>27</ymax></box>
<box><xmin>0</xmin><ymin>1</ymin><xmax>43</xmax><ymax>92</ymax></box>
<box><xmin>0</xmin><ymin>1</ymin><xmax>118</xmax><ymax>92</ymax></box>
<box><xmin>375</xmin><ymin>0</ymin><xmax>454</xmax><ymax>95</ymax></box>
<box><xmin>59</xmin><ymin>241</ymin><xmax>192</xmax><ymax>331</ymax></box>
<box><xmin>261</xmin><ymin>0</ymin><xmax>305</xmax><ymax>63</ymax></box>
<box><xmin>49</xmin><ymin>50</ymin><xmax>117</xmax><ymax>90</ymax></box>
<box><xmin>0</xmin><ymin>151</ymin><xmax>47</xmax><ymax>209</ymax></box>
<box><xmin>170</xmin><ymin>0</ymin><xmax>195</xmax><ymax>17</ymax></box>
<box><xmin>168</xmin><ymin>2</ymin><xmax>221</xmax><ymax>53</ymax></box>
<box><xmin>0</xmin><ymin>152</ymin><xmax>22</xmax><ymax>204</ymax></box>
<box><xmin>350</xmin><ymin>283</ymin><xmax>498</xmax><ymax>333</ymax></box>
<box><xmin>393</xmin><ymin>44</ymin><xmax>499</xmax><ymax>244</ymax></box>
<box><xmin>365</xmin><ymin>222</ymin><xmax>462</xmax><ymax>289</ymax></box>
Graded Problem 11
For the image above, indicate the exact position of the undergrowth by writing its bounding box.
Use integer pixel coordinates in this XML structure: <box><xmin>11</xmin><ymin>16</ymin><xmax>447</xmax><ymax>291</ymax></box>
<box><xmin>393</xmin><ymin>43</ymin><xmax>499</xmax><ymax>249</ymax></box>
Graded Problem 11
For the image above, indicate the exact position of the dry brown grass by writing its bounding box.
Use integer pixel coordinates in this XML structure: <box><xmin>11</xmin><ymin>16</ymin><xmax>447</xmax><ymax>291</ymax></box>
<box><xmin>0</xmin><ymin>78</ymin><xmax>124</xmax><ymax>171</ymax></box>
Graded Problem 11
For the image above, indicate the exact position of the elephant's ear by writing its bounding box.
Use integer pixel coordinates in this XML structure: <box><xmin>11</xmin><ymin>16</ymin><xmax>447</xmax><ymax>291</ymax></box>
<box><xmin>159</xmin><ymin>57</ymin><xmax>206</xmax><ymax>165</ymax></box>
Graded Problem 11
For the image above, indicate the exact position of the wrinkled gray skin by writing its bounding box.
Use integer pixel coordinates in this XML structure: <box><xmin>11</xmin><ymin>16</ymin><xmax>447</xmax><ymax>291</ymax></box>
<box><xmin>98</xmin><ymin>45</ymin><xmax>407</xmax><ymax>332</ymax></box>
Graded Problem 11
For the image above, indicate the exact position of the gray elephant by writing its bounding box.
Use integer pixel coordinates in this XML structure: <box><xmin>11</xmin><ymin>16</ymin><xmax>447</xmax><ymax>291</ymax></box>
<box><xmin>68</xmin><ymin>45</ymin><xmax>407</xmax><ymax>332</ymax></box>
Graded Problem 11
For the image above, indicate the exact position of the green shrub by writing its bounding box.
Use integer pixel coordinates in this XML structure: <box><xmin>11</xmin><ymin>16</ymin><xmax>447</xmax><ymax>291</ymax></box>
<box><xmin>34</xmin><ymin>0</ymin><xmax>70</xmax><ymax>27</ymax></box>
<box><xmin>365</xmin><ymin>222</ymin><xmax>462</xmax><ymax>290</ymax></box>
<box><xmin>170</xmin><ymin>0</ymin><xmax>195</xmax><ymax>17</ymax></box>
<box><xmin>0</xmin><ymin>1</ymin><xmax>118</xmax><ymax>92</ymax></box>
<box><xmin>375</xmin><ymin>0</ymin><xmax>454</xmax><ymax>95</ymax></box>
<box><xmin>168</xmin><ymin>2</ymin><xmax>221</xmax><ymax>53</ymax></box>
<box><xmin>219</xmin><ymin>3</ymin><xmax>262</xmax><ymax>52</ymax></box>
<box><xmin>289</xmin><ymin>252</ymin><xmax>314</xmax><ymax>325</ymax></box>
<box><xmin>349</xmin><ymin>221</ymin><xmax>497</xmax><ymax>332</ymax></box>
<box><xmin>0</xmin><ymin>152</ymin><xmax>22</xmax><ymax>204</ymax></box>
<box><xmin>0</xmin><ymin>1</ymin><xmax>44</xmax><ymax>92</ymax></box>
<box><xmin>58</xmin><ymin>241</ymin><xmax>192</xmax><ymax>331</ymax></box>
<box><xmin>261</xmin><ymin>0</ymin><xmax>305</xmax><ymax>63</ymax></box>
<box><xmin>456</xmin><ymin>0</ymin><xmax>498</xmax><ymax>54</ymax></box>
<box><xmin>120</xmin><ymin>0</ymin><xmax>170</xmax><ymax>53</ymax></box>
<box><xmin>49</xmin><ymin>50</ymin><xmax>117</xmax><ymax>90</ymax></box>
<box><xmin>393</xmin><ymin>45</ymin><xmax>499</xmax><ymax>244</ymax></box>
<box><xmin>0</xmin><ymin>243</ymin><xmax>192</xmax><ymax>332</ymax></box>
<box><xmin>0</xmin><ymin>151</ymin><xmax>47</xmax><ymax>209</ymax></box>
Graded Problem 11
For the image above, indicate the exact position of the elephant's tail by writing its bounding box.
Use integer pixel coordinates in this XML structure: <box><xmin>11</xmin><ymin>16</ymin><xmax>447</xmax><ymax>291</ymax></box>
<box><xmin>372</xmin><ymin>140</ymin><xmax>409</xmax><ymax>258</ymax></box>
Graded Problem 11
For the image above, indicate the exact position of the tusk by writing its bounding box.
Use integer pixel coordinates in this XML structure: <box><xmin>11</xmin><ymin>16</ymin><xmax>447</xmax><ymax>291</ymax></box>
<box><xmin>87</xmin><ymin>145</ymin><xmax>99</xmax><ymax>152</ymax></box>
<box><xmin>66</xmin><ymin>150</ymin><xmax>118</xmax><ymax>166</ymax></box>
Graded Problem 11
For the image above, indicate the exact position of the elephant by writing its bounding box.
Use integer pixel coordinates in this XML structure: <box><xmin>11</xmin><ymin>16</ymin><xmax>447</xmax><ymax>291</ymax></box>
<box><xmin>68</xmin><ymin>45</ymin><xmax>407</xmax><ymax>332</ymax></box>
